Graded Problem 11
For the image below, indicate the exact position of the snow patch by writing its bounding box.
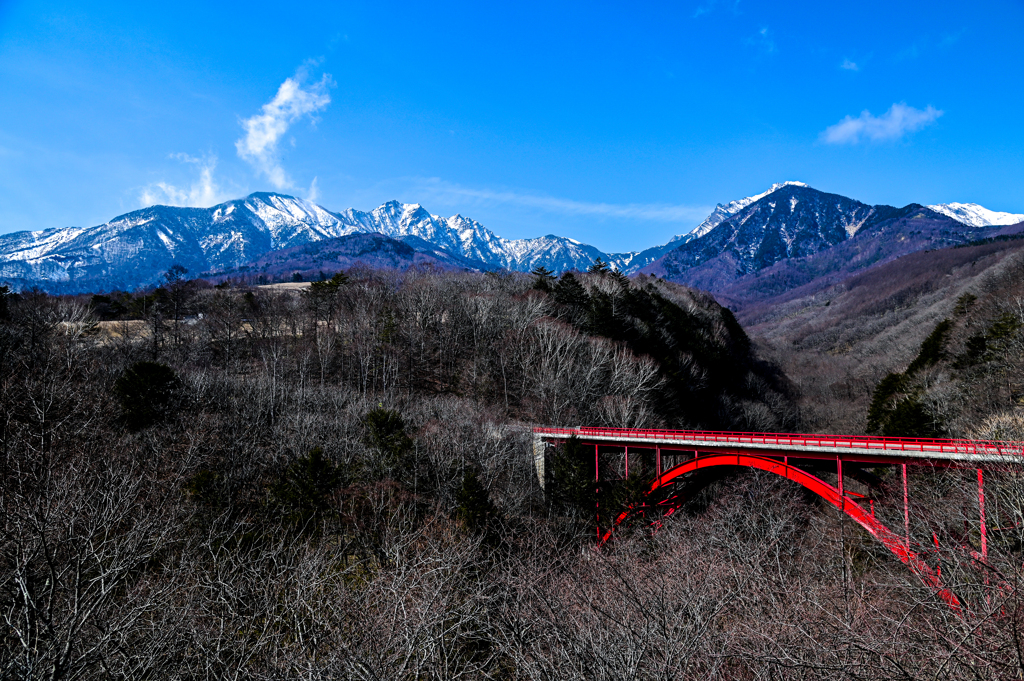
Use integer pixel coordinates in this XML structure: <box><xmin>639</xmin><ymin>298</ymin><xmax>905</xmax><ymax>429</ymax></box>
<box><xmin>927</xmin><ymin>202</ymin><xmax>1024</xmax><ymax>228</ymax></box>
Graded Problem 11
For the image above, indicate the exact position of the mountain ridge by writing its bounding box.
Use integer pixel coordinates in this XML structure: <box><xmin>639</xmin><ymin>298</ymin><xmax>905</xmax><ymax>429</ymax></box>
<box><xmin>1</xmin><ymin>184</ymin><xmax>1020</xmax><ymax>294</ymax></box>
<box><xmin>0</xmin><ymin>193</ymin><xmax>615</xmax><ymax>292</ymax></box>
<box><xmin>643</xmin><ymin>184</ymin><xmax>1017</xmax><ymax>307</ymax></box>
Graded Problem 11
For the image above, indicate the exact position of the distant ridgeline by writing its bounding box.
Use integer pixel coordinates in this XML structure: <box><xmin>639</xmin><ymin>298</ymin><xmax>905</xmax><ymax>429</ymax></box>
<box><xmin>0</xmin><ymin>184</ymin><xmax>1020</xmax><ymax>298</ymax></box>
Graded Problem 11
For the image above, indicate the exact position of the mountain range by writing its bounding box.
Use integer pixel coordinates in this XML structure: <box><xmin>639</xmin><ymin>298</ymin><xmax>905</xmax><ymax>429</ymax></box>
<box><xmin>0</xmin><ymin>184</ymin><xmax>1021</xmax><ymax>299</ymax></box>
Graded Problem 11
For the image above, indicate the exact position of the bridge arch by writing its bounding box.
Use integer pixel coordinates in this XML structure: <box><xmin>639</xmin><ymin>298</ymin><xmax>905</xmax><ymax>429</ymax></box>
<box><xmin>600</xmin><ymin>452</ymin><xmax>961</xmax><ymax>612</ymax></box>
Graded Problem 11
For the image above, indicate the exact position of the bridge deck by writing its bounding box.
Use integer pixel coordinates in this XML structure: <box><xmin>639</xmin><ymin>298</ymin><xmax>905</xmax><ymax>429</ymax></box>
<box><xmin>534</xmin><ymin>426</ymin><xmax>1024</xmax><ymax>465</ymax></box>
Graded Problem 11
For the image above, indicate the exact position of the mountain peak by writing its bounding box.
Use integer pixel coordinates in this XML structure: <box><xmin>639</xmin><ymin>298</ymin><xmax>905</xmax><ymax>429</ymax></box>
<box><xmin>768</xmin><ymin>181</ymin><xmax>809</xmax><ymax>192</ymax></box>
<box><xmin>246</xmin><ymin>191</ymin><xmax>298</xmax><ymax>202</ymax></box>
<box><xmin>689</xmin><ymin>181</ymin><xmax>812</xmax><ymax>241</ymax></box>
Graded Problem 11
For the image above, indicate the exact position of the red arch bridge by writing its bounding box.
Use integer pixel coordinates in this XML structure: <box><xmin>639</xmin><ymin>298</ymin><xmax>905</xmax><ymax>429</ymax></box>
<box><xmin>533</xmin><ymin>426</ymin><xmax>1024</xmax><ymax>613</ymax></box>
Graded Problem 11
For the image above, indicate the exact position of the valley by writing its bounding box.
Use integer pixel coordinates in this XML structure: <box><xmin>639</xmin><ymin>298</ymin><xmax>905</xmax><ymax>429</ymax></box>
<box><xmin>3</xmin><ymin>185</ymin><xmax>1024</xmax><ymax>678</ymax></box>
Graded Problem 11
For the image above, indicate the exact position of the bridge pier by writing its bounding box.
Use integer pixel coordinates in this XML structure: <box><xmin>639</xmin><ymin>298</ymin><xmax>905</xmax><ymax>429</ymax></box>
<box><xmin>903</xmin><ymin>464</ymin><xmax>910</xmax><ymax>548</ymax></box>
<box><xmin>595</xmin><ymin>444</ymin><xmax>600</xmax><ymax>542</ymax></box>
<box><xmin>837</xmin><ymin>456</ymin><xmax>844</xmax><ymax>512</ymax></box>
<box><xmin>978</xmin><ymin>468</ymin><xmax>987</xmax><ymax>559</ymax></box>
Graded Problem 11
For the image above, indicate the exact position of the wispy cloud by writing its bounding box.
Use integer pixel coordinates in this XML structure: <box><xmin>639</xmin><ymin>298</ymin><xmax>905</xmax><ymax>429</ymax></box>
<box><xmin>821</xmin><ymin>103</ymin><xmax>943</xmax><ymax>144</ymax></box>
<box><xmin>140</xmin><ymin>154</ymin><xmax>231</xmax><ymax>207</ymax></box>
<box><xmin>693</xmin><ymin>0</ymin><xmax>741</xmax><ymax>18</ymax></box>
<box><xmin>236</xmin><ymin>65</ymin><xmax>333</xmax><ymax>189</ymax></box>
<box><xmin>940</xmin><ymin>29</ymin><xmax>966</xmax><ymax>48</ymax></box>
<box><xmin>840</xmin><ymin>58</ymin><xmax>859</xmax><ymax>71</ymax></box>
<box><xmin>410</xmin><ymin>178</ymin><xmax>713</xmax><ymax>224</ymax></box>
<box><xmin>753</xmin><ymin>26</ymin><xmax>776</xmax><ymax>54</ymax></box>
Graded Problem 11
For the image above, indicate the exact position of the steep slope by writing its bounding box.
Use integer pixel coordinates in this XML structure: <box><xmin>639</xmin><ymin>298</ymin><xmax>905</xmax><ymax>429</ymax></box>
<box><xmin>341</xmin><ymin>201</ymin><xmax>611</xmax><ymax>273</ymax></box>
<box><xmin>688</xmin><ymin>181</ymin><xmax>810</xmax><ymax>242</ymax></box>
<box><xmin>0</xmin><ymin>194</ymin><xmax>611</xmax><ymax>292</ymax></box>
<box><xmin>609</xmin><ymin>181</ymin><xmax>810</xmax><ymax>274</ymax></box>
<box><xmin>0</xmin><ymin>194</ymin><xmax>351</xmax><ymax>292</ymax></box>
<box><xmin>3</xmin><ymin>184</ymin><xmax>1019</xmax><ymax>294</ymax></box>
<box><xmin>643</xmin><ymin>185</ymin><xmax>989</xmax><ymax>299</ymax></box>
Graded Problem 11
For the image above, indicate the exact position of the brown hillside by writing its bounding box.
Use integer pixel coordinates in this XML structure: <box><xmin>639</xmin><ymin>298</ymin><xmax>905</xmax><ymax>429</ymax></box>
<box><xmin>740</xmin><ymin>231</ymin><xmax>1024</xmax><ymax>433</ymax></box>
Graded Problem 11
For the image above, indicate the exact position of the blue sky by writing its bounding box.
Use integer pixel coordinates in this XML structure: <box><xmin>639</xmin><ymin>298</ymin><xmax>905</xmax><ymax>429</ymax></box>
<box><xmin>1</xmin><ymin>0</ymin><xmax>1022</xmax><ymax>252</ymax></box>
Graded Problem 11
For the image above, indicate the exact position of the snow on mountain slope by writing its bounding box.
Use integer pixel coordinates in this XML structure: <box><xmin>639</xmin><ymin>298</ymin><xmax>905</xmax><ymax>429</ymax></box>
<box><xmin>688</xmin><ymin>181</ymin><xmax>809</xmax><ymax>241</ymax></box>
<box><xmin>926</xmin><ymin>202</ymin><xmax>1024</xmax><ymax>228</ymax></box>
<box><xmin>0</xmin><ymin>193</ymin><xmax>612</xmax><ymax>291</ymax></box>
<box><xmin>607</xmin><ymin>181</ymin><xmax>811</xmax><ymax>274</ymax></box>
<box><xmin>3</xmin><ymin>184</ymin><xmax>1010</xmax><ymax>293</ymax></box>
<box><xmin>642</xmin><ymin>184</ymin><xmax>996</xmax><ymax>298</ymax></box>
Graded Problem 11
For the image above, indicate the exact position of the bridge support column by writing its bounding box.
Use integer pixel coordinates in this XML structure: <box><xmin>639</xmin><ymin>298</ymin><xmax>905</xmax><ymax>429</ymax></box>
<box><xmin>837</xmin><ymin>456</ymin><xmax>844</xmax><ymax>511</ymax></box>
<box><xmin>595</xmin><ymin>444</ymin><xmax>600</xmax><ymax>543</ymax></box>
<box><xmin>978</xmin><ymin>468</ymin><xmax>988</xmax><ymax>559</ymax></box>
<box><xmin>903</xmin><ymin>464</ymin><xmax>910</xmax><ymax>548</ymax></box>
<box><xmin>655</xmin><ymin>446</ymin><xmax>661</xmax><ymax>479</ymax></box>
<box><xmin>625</xmin><ymin>446</ymin><xmax>629</xmax><ymax>478</ymax></box>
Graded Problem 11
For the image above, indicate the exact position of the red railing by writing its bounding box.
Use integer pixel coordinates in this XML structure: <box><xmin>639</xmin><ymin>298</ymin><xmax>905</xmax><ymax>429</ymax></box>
<box><xmin>533</xmin><ymin>426</ymin><xmax>1024</xmax><ymax>460</ymax></box>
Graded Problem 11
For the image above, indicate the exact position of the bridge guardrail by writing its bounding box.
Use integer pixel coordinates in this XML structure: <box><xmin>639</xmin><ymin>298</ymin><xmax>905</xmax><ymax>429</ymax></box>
<box><xmin>533</xmin><ymin>426</ymin><xmax>1024</xmax><ymax>460</ymax></box>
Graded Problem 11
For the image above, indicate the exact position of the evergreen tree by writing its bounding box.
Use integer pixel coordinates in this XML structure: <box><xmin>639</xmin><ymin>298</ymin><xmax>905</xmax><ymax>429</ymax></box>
<box><xmin>304</xmin><ymin>272</ymin><xmax>348</xmax><ymax>322</ymax></box>
<box><xmin>363</xmin><ymin>406</ymin><xmax>414</xmax><ymax>472</ymax></box>
<box><xmin>0</xmin><ymin>285</ymin><xmax>10</xmax><ymax>322</ymax></box>
<box><xmin>552</xmin><ymin>272</ymin><xmax>590</xmax><ymax>310</ymax></box>
<box><xmin>907</xmin><ymin>319</ymin><xmax>952</xmax><ymax>374</ymax></box>
<box><xmin>272</xmin><ymin>447</ymin><xmax>341</xmax><ymax>529</ymax></box>
<box><xmin>867</xmin><ymin>318</ymin><xmax>952</xmax><ymax>437</ymax></box>
<box><xmin>113</xmin><ymin>361</ymin><xmax>182</xmax><ymax>430</ymax></box>
<box><xmin>455</xmin><ymin>469</ymin><xmax>498</xmax><ymax>534</ymax></box>
<box><xmin>530</xmin><ymin>266</ymin><xmax>555</xmax><ymax>292</ymax></box>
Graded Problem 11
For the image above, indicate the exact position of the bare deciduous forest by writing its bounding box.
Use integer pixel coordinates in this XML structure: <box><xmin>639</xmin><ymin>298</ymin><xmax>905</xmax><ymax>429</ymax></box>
<box><xmin>2</xmin><ymin>266</ymin><xmax>1024</xmax><ymax>679</ymax></box>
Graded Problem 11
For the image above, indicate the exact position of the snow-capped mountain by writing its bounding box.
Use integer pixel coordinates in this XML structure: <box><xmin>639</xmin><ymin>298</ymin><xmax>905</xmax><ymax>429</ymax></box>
<box><xmin>603</xmin><ymin>181</ymin><xmax>811</xmax><ymax>274</ymax></box>
<box><xmin>0</xmin><ymin>193</ymin><xmax>613</xmax><ymax>291</ymax></box>
<box><xmin>334</xmin><ymin>201</ymin><xmax>609</xmax><ymax>273</ymax></box>
<box><xmin>2</xmin><ymin>184</ymin><xmax>1019</xmax><ymax>293</ymax></box>
<box><xmin>926</xmin><ymin>202</ymin><xmax>1024</xmax><ymax>228</ymax></box>
<box><xmin>642</xmin><ymin>184</ymin><xmax>1002</xmax><ymax>294</ymax></box>
<box><xmin>687</xmin><ymin>181</ymin><xmax>810</xmax><ymax>242</ymax></box>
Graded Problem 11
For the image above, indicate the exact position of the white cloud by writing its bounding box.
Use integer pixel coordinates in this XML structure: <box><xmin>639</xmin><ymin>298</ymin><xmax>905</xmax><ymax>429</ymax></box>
<box><xmin>411</xmin><ymin>178</ymin><xmax>713</xmax><ymax>224</ymax></box>
<box><xmin>307</xmin><ymin>176</ymin><xmax>320</xmax><ymax>203</ymax></box>
<box><xmin>236</xmin><ymin>67</ymin><xmax>332</xmax><ymax>189</ymax></box>
<box><xmin>140</xmin><ymin>154</ymin><xmax>230</xmax><ymax>208</ymax></box>
<box><xmin>840</xmin><ymin>58</ymin><xmax>859</xmax><ymax>71</ymax></box>
<box><xmin>821</xmin><ymin>103</ymin><xmax>943</xmax><ymax>144</ymax></box>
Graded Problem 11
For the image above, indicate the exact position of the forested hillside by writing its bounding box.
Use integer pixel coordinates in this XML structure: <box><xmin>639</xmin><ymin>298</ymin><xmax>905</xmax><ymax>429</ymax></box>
<box><xmin>2</xmin><ymin>267</ymin><xmax>1023</xmax><ymax>678</ymax></box>
<box><xmin>745</xmin><ymin>234</ymin><xmax>1024</xmax><ymax>437</ymax></box>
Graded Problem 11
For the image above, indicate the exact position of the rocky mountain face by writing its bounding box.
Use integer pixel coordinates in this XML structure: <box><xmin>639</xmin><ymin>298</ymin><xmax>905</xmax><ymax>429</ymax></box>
<box><xmin>0</xmin><ymin>194</ymin><xmax>345</xmax><ymax>292</ymax></box>
<box><xmin>0</xmin><ymin>193</ymin><xmax>609</xmax><ymax>292</ymax></box>
<box><xmin>642</xmin><ymin>185</ymin><xmax>1000</xmax><ymax>299</ymax></box>
<box><xmin>2</xmin><ymin>182</ymin><xmax>1020</xmax><ymax>295</ymax></box>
